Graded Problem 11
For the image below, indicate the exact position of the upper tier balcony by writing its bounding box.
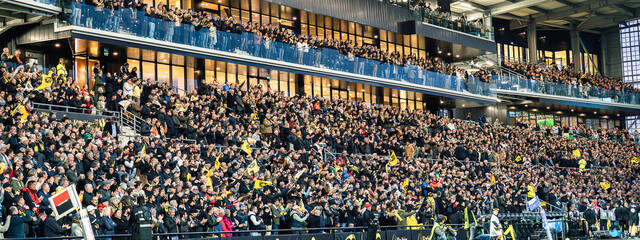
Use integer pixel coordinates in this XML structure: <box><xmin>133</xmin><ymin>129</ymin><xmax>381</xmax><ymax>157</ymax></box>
<box><xmin>62</xmin><ymin>3</ymin><xmax>498</xmax><ymax>103</ymax></box>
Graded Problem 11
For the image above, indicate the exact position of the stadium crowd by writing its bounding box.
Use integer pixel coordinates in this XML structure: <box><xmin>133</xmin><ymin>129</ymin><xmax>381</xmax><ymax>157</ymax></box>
<box><xmin>502</xmin><ymin>60</ymin><xmax>638</xmax><ymax>93</ymax></box>
<box><xmin>1</xmin><ymin>54</ymin><xmax>640</xmax><ymax>239</ymax></box>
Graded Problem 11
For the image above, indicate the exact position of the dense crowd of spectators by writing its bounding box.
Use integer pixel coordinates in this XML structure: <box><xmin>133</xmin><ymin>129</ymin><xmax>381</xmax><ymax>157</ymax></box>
<box><xmin>2</xmin><ymin>53</ymin><xmax>640</xmax><ymax>239</ymax></box>
<box><xmin>502</xmin><ymin>60</ymin><xmax>638</xmax><ymax>93</ymax></box>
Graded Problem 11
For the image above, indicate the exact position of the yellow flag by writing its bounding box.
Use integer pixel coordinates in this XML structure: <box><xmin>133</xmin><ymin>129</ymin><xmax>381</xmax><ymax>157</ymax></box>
<box><xmin>631</xmin><ymin>157</ymin><xmax>639</xmax><ymax>164</ymax></box>
<box><xmin>136</xmin><ymin>145</ymin><xmax>146</xmax><ymax>162</ymax></box>
<box><xmin>572</xmin><ymin>149</ymin><xmax>581</xmax><ymax>158</ymax></box>
<box><xmin>140</xmin><ymin>145</ymin><xmax>146</xmax><ymax>156</ymax></box>
<box><xmin>489</xmin><ymin>175</ymin><xmax>496</xmax><ymax>184</ymax></box>
<box><xmin>600</xmin><ymin>181</ymin><xmax>610</xmax><ymax>191</ymax></box>
<box><xmin>389</xmin><ymin>151</ymin><xmax>398</xmax><ymax>166</ymax></box>
<box><xmin>214</xmin><ymin>155</ymin><xmax>221</xmax><ymax>170</ymax></box>
<box><xmin>253</xmin><ymin>180</ymin><xmax>272</xmax><ymax>189</ymax></box>
<box><xmin>402</xmin><ymin>178</ymin><xmax>409</xmax><ymax>191</ymax></box>
<box><xmin>246</xmin><ymin>160</ymin><xmax>259</xmax><ymax>176</ymax></box>
<box><xmin>11</xmin><ymin>104</ymin><xmax>29</xmax><ymax>123</ymax></box>
<box><xmin>503</xmin><ymin>224</ymin><xmax>516</xmax><ymax>240</ymax></box>
<box><xmin>515</xmin><ymin>155</ymin><xmax>522</xmax><ymax>163</ymax></box>
<box><xmin>98</xmin><ymin>118</ymin><xmax>106</xmax><ymax>129</ymax></box>
<box><xmin>36</xmin><ymin>73</ymin><xmax>53</xmax><ymax>91</ymax></box>
<box><xmin>241</xmin><ymin>140</ymin><xmax>252</xmax><ymax>155</ymax></box>
<box><xmin>204</xmin><ymin>167</ymin><xmax>215</xmax><ymax>187</ymax></box>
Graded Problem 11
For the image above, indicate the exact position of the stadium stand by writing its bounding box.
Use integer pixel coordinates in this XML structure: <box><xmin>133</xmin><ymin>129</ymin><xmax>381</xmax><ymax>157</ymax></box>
<box><xmin>1</xmin><ymin>57</ymin><xmax>640</xmax><ymax>238</ymax></box>
<box><xmin>1</xmin><ymin>0</ymin><xmax>639</xmax><ymax>239</ymax></box>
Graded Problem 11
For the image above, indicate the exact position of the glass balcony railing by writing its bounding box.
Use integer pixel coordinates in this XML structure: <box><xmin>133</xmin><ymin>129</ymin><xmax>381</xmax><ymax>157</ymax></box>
<box><xmin>69</xmin><ymin>3</ymin><xmax>496</xmax><ymax>97</ymax></box>
<box><xmin>494</xmin><ymin>74</ymin><xmax>640</xmax><ymax>105</ymax></box>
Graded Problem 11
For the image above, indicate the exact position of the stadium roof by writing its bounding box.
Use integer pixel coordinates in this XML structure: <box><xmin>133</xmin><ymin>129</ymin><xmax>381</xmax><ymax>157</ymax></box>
<box><xmin>454</xmin><ymin>0</ymin><xmax>640</xmax><ymax>32</ymax></box>
<box><xmin>0</xmin><ymin>0</ymin><xmax>60</xmax><ymax>30</ymax></box>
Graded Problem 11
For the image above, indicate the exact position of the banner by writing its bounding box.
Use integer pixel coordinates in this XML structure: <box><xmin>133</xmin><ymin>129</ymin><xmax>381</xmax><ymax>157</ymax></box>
<box><xmin>528</xmin><ymin>197</ymin><xmax>541</xmax><ymax>211</ymax></box>
<box><xmin>540</xmin><ymin>207</ymin><xmax>553</xmax><ymax>240</ymax></box>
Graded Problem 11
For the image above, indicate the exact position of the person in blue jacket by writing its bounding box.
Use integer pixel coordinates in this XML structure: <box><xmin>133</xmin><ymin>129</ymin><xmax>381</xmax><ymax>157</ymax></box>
<box><xmin>5</xmin><ymin>205</ymin><xmax>37</xmax><ymax>238</ymax></box>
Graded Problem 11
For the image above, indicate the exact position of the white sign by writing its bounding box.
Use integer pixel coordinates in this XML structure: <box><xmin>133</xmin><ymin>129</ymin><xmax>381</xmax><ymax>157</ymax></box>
<box><xmin>48</xmin><ymin>185</ymin><xmax>81</xmax><ymax>220</ymax></box>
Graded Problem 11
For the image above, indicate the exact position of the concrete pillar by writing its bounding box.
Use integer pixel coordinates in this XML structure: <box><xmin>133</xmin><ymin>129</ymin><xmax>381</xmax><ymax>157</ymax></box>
<box><xmin>600</xmin><ymin>32</ymin><xmax>608</xmax><ymax>76</ymax></box>
<box><xmin>527</xmin><ymin>20</ymin><xmax>537</xmax><ymax>63</ymax></box>
<box><xmin>570</xmin><ymin>27</ymin><xmax>582</xmax><ymax>72</ymax></box>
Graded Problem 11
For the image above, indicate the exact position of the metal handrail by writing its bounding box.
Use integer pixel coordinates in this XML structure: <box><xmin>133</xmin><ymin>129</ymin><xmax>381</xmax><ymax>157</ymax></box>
<box><xmin>18</xmin><ymin>224</ymin><xmax>467</xmax><ymax>240</ymax></box>
<box><xmin>31</xmin><ymin>102</ymin><xmax>120</xmax><ymax>118</ymax></box>
<box><xmin>119</xmin><ymin>107</ymin><xmax>145</xmax><ymax>134</ymax></box>
<box><xmin>118</xmin><ymin>133</ymin><xmax>197</xmax><ymax>144</ymax></box>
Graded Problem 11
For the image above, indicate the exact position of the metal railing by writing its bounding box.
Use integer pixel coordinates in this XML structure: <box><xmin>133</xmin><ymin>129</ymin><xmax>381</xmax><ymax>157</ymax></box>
<box><xmin>120</xmin><ymin>107</ymin><xmax>145</xmax><ymax>134</ymax></box>
<box><xmin>32</xmin><ymin>102</ymin><xmax>120</xmax><ymax>118</ymax></box>
<box><xmin>22</xmin><ymin>224</ymin><xmax>469</xmax><ymax>240</ymax></box>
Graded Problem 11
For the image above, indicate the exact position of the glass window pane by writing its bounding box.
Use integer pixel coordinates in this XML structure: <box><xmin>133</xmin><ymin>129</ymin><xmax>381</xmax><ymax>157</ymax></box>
<box><xmin>127</xmin><ymin>47</ymin><xmax>140</xmax><ymax>59</ymax></box>
<box><xmin>172</xmin><ymin>66</ymin><xmax>185</xmax><ymax>94</ymax></box>
<box><xmin>171</xmin><ymin>54</ymin><xmax>184</xmax><ymax>66</ymax></box>
<box><xmin>142</xmin><ymin>61</ymin><xmax>155</xmax><ymax>82</ymax></box>
<box><xmin>142</xmin><ymin>49</ymin><xmax>155</xmax><ymax>62</ymax></box>
<box><xmin>157</xmin><ymin>64</ymin><xmax>170</xmax><ymax>84</ymax></box>
<box><xmin>157</xmin><ymin>52</ymin><xmax>170</xmax><ymax>64</ymax></box>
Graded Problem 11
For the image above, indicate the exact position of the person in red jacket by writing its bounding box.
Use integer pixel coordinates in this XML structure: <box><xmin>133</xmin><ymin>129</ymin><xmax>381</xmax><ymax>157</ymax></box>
<box><xmin>22</xmin><ymin>180</ymin><xmax>42</xmax><ymax>215</ymax></box>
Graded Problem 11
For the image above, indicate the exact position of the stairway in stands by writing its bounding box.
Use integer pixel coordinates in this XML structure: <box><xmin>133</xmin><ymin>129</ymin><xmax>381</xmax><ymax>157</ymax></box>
<box><xmin>118</xmin><ymin>108</ymin><xmax>144</xmax><ymax>146</ymax></box>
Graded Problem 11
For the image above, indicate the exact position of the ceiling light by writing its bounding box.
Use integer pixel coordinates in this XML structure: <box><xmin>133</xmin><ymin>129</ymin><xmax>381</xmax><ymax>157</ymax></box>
<box><xmin>455</xmin><ymin>54</ymin><xmax>460</xmax><ymax>58</ymax></box>
<box><xmin>462</xmin><ymin>104</ymin><xmax>466</xmax><ymax>107</ymax></box>
<box><xmin>524</xmin><ymin>104</ymin><xmax>528</xmax><ymax>107</ymax></box>
<box><xmin>546</xmin><ymin>106</ymin><xmax>550</xmax><ymax>110</ymax></box>
<box><xmin>571</xmin><ymin>109</ymin><xmax>574</xmax><ymax>112</ymax></box>
<box><xmin>113</xmin><ymin>52</ymin><xmax>119</xmax><ymax>56</ymax></box>
<box><xmin>446</xmin><ymin>52</ymin><xmax>451</xmax><ymax>56</ymax></box>
<box><xmin>54</xmin><ymin>43</ymin><xmax>61</xmax><ymax>48</ymax></box>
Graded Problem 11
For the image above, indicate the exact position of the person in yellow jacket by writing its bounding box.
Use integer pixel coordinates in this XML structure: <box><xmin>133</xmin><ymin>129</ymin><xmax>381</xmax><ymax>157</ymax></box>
<box><xmin>56</xmin><ymin>58</ymin><xmax>67</xmax><ymax>78</ymax></box>
<box><xmin>579</xmin><ymin>158</ymin><xmax>587</xmax><ymax>172</ymax></box>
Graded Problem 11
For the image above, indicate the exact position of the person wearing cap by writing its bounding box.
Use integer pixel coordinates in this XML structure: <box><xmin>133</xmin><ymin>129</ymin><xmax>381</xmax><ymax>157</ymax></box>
<box><xmin>290</xmin><ymin>205</ymin><xmax>308</xmax><ymax>233</ymax></box>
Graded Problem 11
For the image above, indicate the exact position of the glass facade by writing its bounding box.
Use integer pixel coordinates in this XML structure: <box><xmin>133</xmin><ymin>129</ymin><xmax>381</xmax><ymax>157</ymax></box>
<box><xmin>507</xmin><ymin>109</ymin><xmax>620</xmax><ymax>130</ymax></box>
<box><xmin>126</xmin><ymin>47</ymin><xmax>195</xmax><ymax>94</ymax></box>
<box><xmin>620</xmin><ymin>19</ymin><xmax>640</xmax><ymax>134</ymax></box>
<box><xmin>620</xmin><ymin>19</ymin><xmax>640</xmax><ymax>88</ymax></box>
<box><xmin>497</xmin><ymin>43</ymin><xmax>599</xmax><ymax>74</ymax></box>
